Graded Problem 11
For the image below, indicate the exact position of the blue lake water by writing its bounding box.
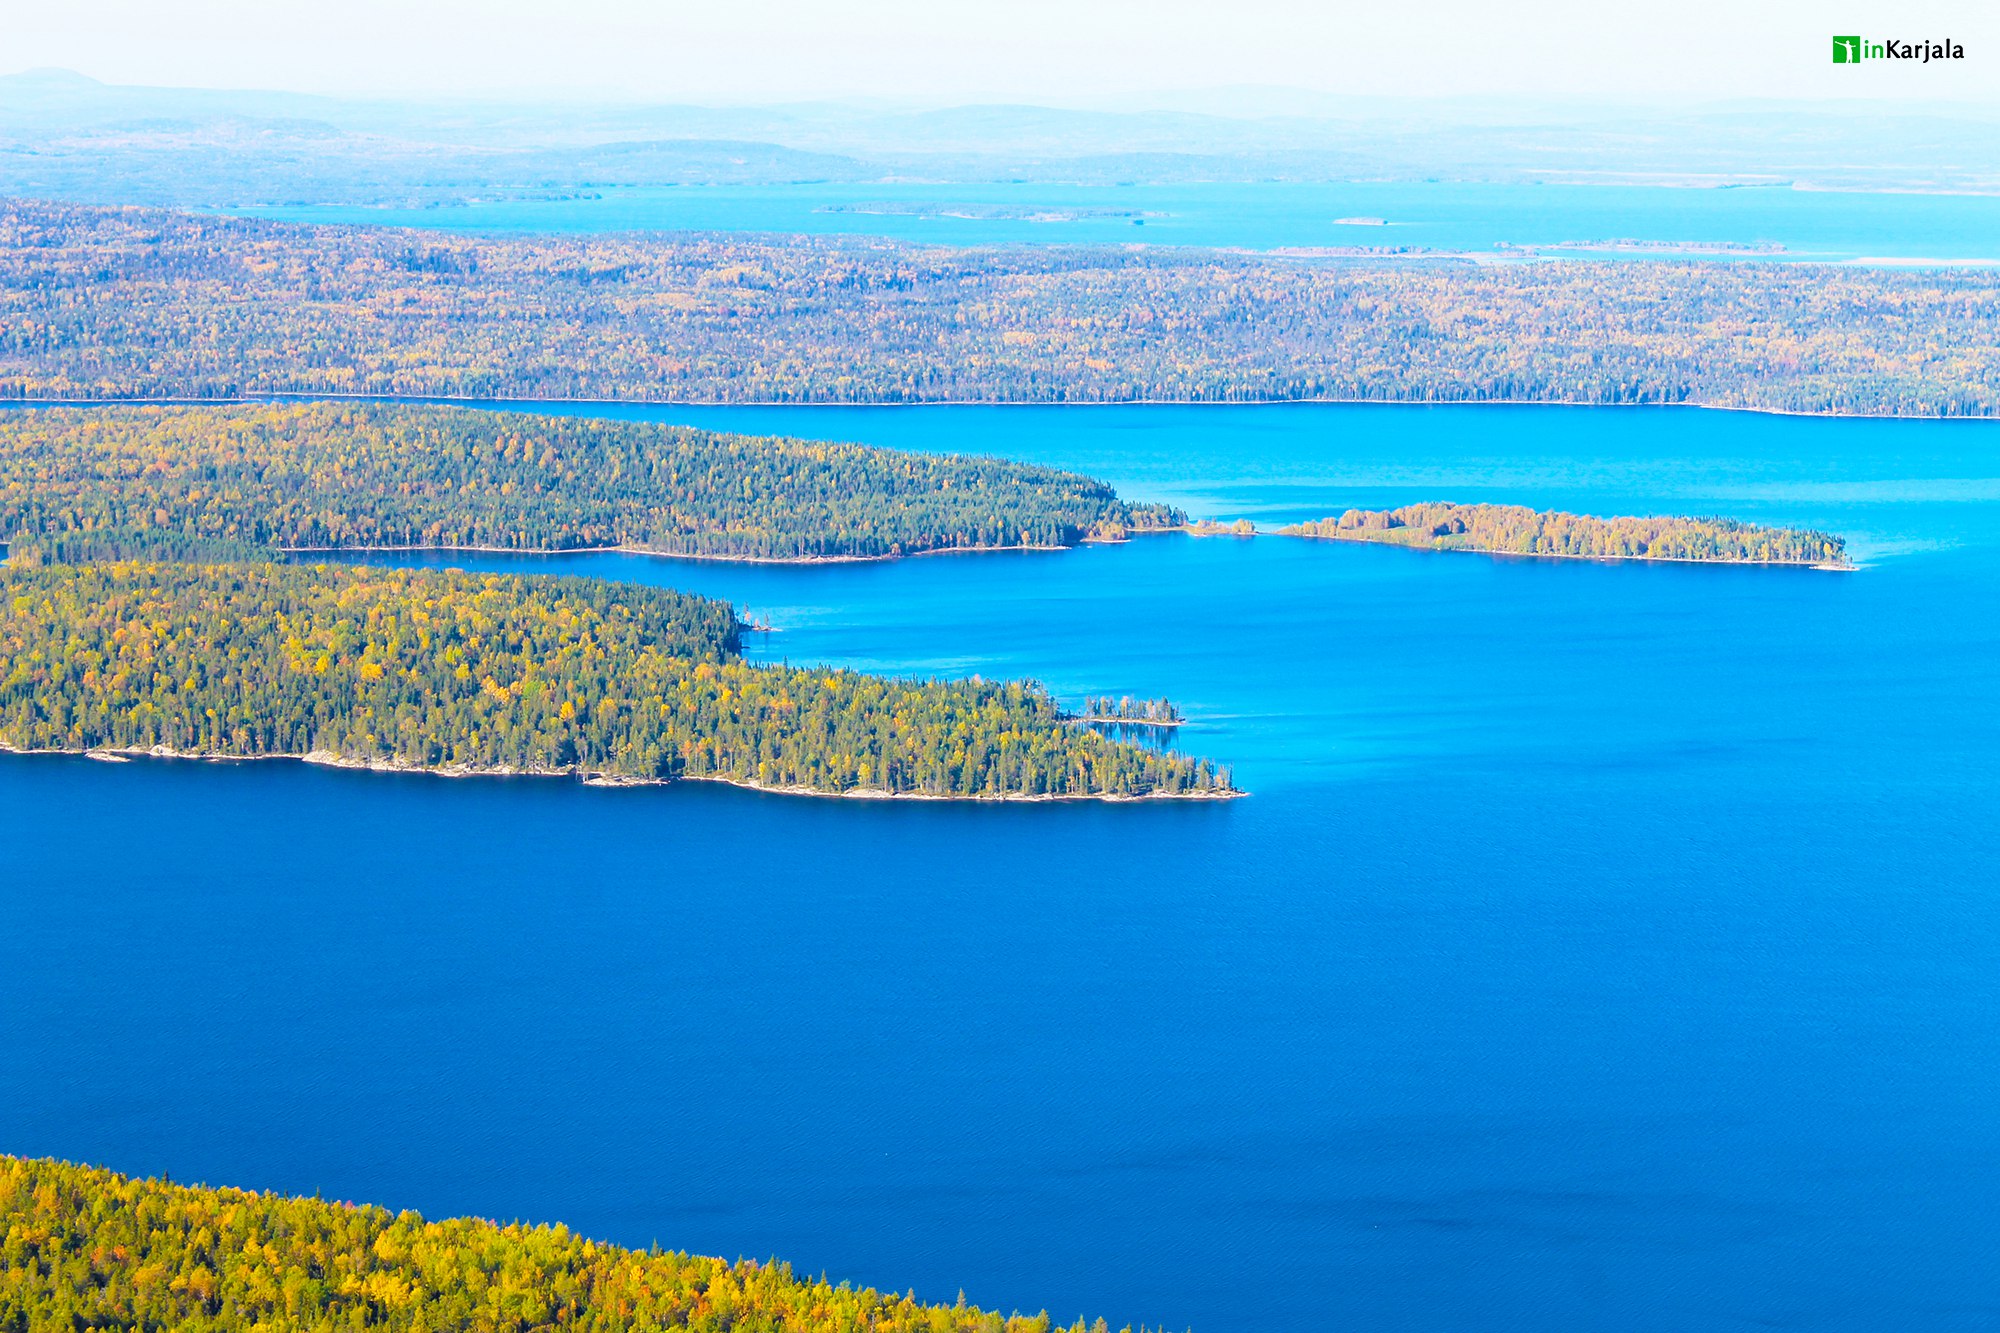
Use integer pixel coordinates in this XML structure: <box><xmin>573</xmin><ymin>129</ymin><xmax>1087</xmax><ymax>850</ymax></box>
<box><xmin>4</xmin><ymin>403</ymin><xmax>1998</xmax><ymax>1330</ymax></box>
<box><xmin>234</xmin><ymin>181</ymin><xmax>2000</xmax><ymax>263</ymax></box>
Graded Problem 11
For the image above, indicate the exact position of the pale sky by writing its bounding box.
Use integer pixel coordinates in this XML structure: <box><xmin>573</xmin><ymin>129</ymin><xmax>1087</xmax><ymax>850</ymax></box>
<box><xmin>5</xmin><ymin>0</ymin><xmax>1996</xmax><ymax>104</ymax></box>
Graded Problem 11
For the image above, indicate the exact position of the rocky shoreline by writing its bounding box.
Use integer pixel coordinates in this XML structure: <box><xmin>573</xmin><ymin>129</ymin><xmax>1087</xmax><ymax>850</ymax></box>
<box><xmin>0</xmin><ymin>743</ymin><xmax>1244</xmax><ymax>802</ymax></box>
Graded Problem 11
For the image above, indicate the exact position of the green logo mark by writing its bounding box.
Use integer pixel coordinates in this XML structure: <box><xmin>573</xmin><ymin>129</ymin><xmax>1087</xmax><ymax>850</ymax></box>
<box><xmin>1832</xmin><ymin>35</ymin><xmax>1862</xmax><ymax>62</ymax></box>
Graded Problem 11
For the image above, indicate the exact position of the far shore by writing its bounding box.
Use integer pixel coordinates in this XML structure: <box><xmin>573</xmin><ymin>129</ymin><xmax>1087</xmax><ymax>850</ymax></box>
<box><xmin>0</xmin><ymin>743</ymin><xmax>1243</xmax><ymax>802</ymax></box>
<box><xmin>5</xmin><ymin>392</ymin><xmax>1998</xmax><ymax>425</ymax></box>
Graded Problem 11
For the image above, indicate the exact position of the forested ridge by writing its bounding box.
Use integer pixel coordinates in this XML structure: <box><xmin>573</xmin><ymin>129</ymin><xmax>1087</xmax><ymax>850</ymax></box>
<box><xmin>0</xmin><ymin>1155</ymin><xmax>1147</xmax><ymax>1333</ymax></box>
<box><xmin>0</xmin><ymin>403</ymin><xmax>1179</xmax><ymax>563</ymax></box>
<box><xmin>0</xmin><ymin>562</ymin><xmax>1232</xmax><ymax>798</ymax></box>
<box><xmin>2</xmin><ymin>199</ymin><xmax>1997</xmax><ymax>414</ymax></box>
<box><xmin>1283</xmin><ymin>503</ymin><xmax>1849</xmax><ymax>565</ymax></box>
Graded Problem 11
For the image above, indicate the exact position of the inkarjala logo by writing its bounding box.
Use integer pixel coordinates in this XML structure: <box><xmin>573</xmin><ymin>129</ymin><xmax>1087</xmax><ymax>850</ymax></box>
<box><xmin>1832</xmin><ymin>35</ymin><xmax>1964</xmax><ymax>63</ymax></box>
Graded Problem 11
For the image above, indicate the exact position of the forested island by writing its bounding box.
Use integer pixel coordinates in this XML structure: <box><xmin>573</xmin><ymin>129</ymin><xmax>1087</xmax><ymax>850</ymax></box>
<box><xmin>0</xmin><ymin>1155</ymin><xmax>1133</xmax><ymax>1333</ymax></box>
<box><xmin>0</xmin><ymin>562</ymin><xmax>1233</xmax><ymax>798</ymax></box>
<box><xmin>2</xmin><ymin>198</ymin><xmax>1998</xmax><ymax>414</ymax></box>
<box><xmin>1281</xmin><ymin>503</ymin><xmax>1849</xmax><ymax>566</ymax></box>
<box><xmin>0</xmin><ymin>403</ymin><xmax>1180</xmax><ymax>563</ymax></box>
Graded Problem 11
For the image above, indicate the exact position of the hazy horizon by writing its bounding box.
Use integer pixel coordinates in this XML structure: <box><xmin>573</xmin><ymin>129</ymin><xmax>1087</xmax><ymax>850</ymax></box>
<box><xmin>7</xmin><ymin>64</ymin><xmax>2000</xmax><ymax>119</ymax></box>
<box><xmin>3</xmin><ymin>64</ymin><xmax>2000</xmax><ymax>129</ymax></box>
<box><xmin>9</xmin><ymin>56</ymin><xmax>2000</xmax><ymax>207</ymax></box>
<box><xmin>8</xmin><ymin>0</ymin><xmax>1995</xmax><ymax>104</ymax></box>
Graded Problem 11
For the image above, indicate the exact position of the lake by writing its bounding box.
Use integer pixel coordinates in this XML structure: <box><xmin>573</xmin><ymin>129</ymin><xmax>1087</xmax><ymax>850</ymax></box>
<box><xmin>235</xmin><ymin>181</ymin><xmax>2000</xmax><ymax>264</ymax></box>
<box><xmin>4</xmin><ymin>403</ymin><xmax>1997</xmax><ymax>1331</ymax></box>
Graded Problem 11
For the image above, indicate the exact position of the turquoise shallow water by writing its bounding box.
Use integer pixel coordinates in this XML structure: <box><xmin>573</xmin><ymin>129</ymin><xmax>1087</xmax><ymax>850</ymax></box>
<box><xmin>4</xmin><ymin>403</ymin><xmax>1998</xmax><ymax>1330</ymax></box>
<box><xmin>235</xmin><ymin>181</ymin><xmax>2000</xmax><ymax>262</ymax></box>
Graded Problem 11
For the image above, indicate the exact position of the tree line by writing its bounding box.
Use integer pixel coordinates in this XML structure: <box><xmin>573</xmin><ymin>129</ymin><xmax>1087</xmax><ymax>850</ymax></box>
<box><xmin>0</xmin><ymin>562</ymin><xmax>1232</xmax><ymax>798</ymax></box>
<box><xmin>1</xmin><ymin>198</ymin><xmax>1996</xmax><ymax>414</ymax></box>
<box><xmin>1282</xmin><ymin>503</ymin><xmax>1849</xmax><ymax>565</ymax></box>
<box><xmin>1081</xmin><ymin>697</ymin><xmax>1182</xmax><ymax>724</ymax></box>
<box><xmin>0</xmin><ymin>1154</ymin><xmax>1146</xmax><ymax>1333</ymax></box>
<box><xmin>0</xmin><ymin>403</ymin><xmax>1181</xmax><ymax>564</ymax></box>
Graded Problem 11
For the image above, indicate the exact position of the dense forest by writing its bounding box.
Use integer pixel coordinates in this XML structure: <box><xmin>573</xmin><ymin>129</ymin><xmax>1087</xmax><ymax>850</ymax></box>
<box><xmin>1282</xmin><ymin>503</ymin><xmax>1849</xmax><ymax>565</ymax></box>
<box><xmin>0</xmin><ymin>1155</ymin><xmax>1142</xmax><ymax>1333</ymax></box>
<box><xmin>0</xmin><ymin>562</ymin><xmax>1231</xmax><ymax>798</ymax></box>
<box><xmin>0</xmin><ymin>403</ymin><xmax>1178</xmax><ymax>563</ymax></box>
<box><xmin>1</xmin><ymin>199</ymin><xmax>1997</xmax><ymax>414</ymax></box>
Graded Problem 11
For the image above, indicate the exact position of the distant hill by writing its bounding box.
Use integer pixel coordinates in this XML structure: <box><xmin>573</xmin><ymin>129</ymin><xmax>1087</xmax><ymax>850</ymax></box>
<box><xmin>4</xmin><ymin>70</ymin><xmax>2000</xmax><ymax>204</ymax></box>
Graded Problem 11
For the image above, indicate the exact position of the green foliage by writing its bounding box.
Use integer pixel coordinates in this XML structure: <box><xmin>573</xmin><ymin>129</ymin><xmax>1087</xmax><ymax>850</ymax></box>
<box><xmin>1282</xmin><ymin>502</ymin><xmax>1849</xmax><ymax>565</ymax></box>
<box><xmin>0</xmin><ymin>403</ymin><xmax>1180</xmax><ymax>562</ymax></box>
<box><xmin>0</xmin><ymin>1154</ymin><xmax>1138</xmax><ymax>1333</ymax></box>
<box><xmin>4</xmin><ymin>527</ymin><xmax>273</xmax><ymax>566</ymax></box>
<box><xmin>2</xmin><ymin>198</ymin><xmax>1997</xmax><ymax>414</ymax></box>
<box><xmin>0</xmin><ymin>562</ymin><xmax>1231</xmax><ymax>798</ymax></box>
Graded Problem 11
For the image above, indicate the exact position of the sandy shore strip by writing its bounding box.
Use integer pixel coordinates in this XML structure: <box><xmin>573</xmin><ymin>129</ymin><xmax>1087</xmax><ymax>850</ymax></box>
<box><xmin>276</xmin><ymin>539</ymin><xmax>1116</xmax><ymax>566</ymax></box>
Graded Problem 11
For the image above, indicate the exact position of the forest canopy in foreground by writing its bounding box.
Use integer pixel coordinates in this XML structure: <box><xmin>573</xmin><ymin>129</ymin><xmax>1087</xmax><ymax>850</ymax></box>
<box><xmin>0</xmin><ymin>1155</ymin><xmax>1139</xmax><ymax>1333</ymax></box>
<box><xmin>0</xmin><ymin>402</ymin><xmax>1179</xmax><ymax>563</ymax></box>
<box><xmin>1281</xmin><ymin>503</ymin><xmax>1849</xmax><ymax>566</ymax></box>
<box><xmin>0</xmin><ymin>562</ymin><xmax>1230</xmax><ymax>798</ymax></box>
<box><xmin>1</xmin><ymin>198</ymin><xmax>1997</xmax><ymax>414</ymax></box>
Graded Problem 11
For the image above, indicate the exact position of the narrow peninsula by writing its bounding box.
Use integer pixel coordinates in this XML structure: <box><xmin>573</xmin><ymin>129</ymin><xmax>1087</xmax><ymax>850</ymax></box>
<box><xmin>1281</xmin><ymin>502</ymin><xmax>1850</xmax><ymax>567</ymax></box>
<box><xmin>0</xmin><ymin>1154</ymin><xmax>1131</xmax><ymax>1333</ymax></box>
<box><xmin>0</xmin><ymin>562</ymin><xmax>1234</xmax><ymax>800</ymax></box>
<box><xmin>0</xmin><ymin>402</ymin><xmax>1181</xmax><ymax>564</ymax></box>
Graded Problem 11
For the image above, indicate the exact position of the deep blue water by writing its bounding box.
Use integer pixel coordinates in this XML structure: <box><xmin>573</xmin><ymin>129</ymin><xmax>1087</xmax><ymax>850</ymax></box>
<box><xmin>4</xmin><ymin>404</ymin><xmax>1999</xmax><ymax>1331</ymax></box>
<box><xmin>234</xmin><ymin>182</ymin><xmax>2000</xmax><ymax>263</ymax></box>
